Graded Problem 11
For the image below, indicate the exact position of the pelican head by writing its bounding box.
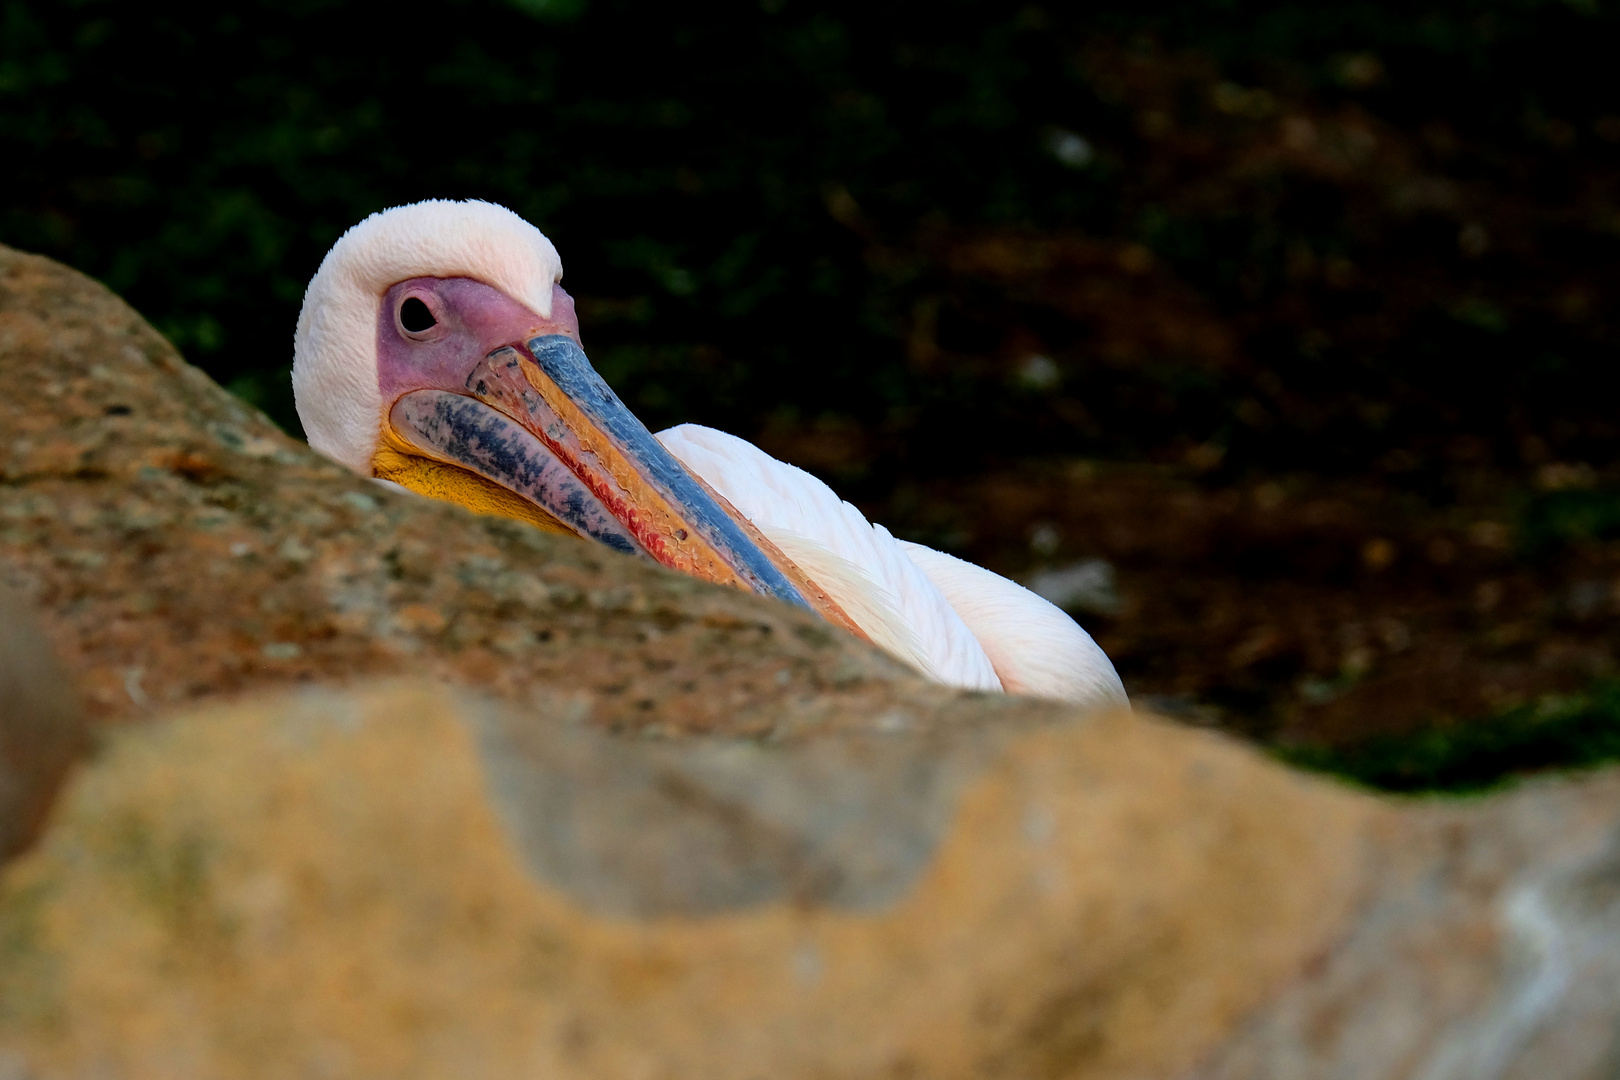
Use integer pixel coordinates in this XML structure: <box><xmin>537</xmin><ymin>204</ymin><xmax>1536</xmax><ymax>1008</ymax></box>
<box><xmin>292</xmin><ymin>200</ymin><xmax>854</xmax><ymax>625</ymax></box>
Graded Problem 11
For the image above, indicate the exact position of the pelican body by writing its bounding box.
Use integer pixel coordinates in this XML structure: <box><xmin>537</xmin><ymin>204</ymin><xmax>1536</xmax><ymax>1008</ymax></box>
<box><xmin>293</xmin><ymin>201</ymin><xmax>1126</xmax><ymax>710</ymax></box>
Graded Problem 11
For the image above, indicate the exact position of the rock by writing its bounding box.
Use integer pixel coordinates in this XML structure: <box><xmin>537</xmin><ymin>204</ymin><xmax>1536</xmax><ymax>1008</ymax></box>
<box><xmin>0</xmin><ymin>583</ymin><xmax>87</xmax><ymax>862</ymax></box>
<box><xmin>0</xmin><ymin>680</ymin><xmax>1376</xmax><ymax>1080</ymax></box>
<box><xmin>5</xmin><ymin>680</ymin><xmax>1620</xmax><ymax>1079</ymax></box>
<box><xmin>0</xmin><ymin>243</ymin><xmax>989</xmax><ymax>740</ymax></box>
<box><xmin>1192</xmin><ymin>770</ymin><xmax>1620</xmax><ymax>1080</ymax></box>
<box><xmin>5</xmin><ymin>245</ymin><xmax>1620</xmax><ymax>1077</ymax></box>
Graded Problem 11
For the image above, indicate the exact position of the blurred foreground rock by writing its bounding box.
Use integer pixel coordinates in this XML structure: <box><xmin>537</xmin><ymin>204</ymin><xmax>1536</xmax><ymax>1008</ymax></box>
<box><xmin>3</xmin><ymin>246</ymin><xmax>1620</xmax><ymax>1078</ymax></box>
<box><xmin>0</xmin><ymin>682</ymin><xmax>1365</xmax><ymax>1080</ymax></box>
<box><xmin>0</xmin><ymin>583</ymin><xmax>86</xmax><ymax>863</ymax></box>
<box><xmin>4</xmin><ymin>682</ymin><xmax>1620</xmax><ymax>1079</ymax></box>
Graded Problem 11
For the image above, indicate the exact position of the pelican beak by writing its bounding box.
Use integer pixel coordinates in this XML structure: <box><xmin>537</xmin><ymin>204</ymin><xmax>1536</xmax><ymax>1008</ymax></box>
<box><xmin>384</xmin><ymin>334</ymin><xmax>821</xmax><ymax>614</ymax></box>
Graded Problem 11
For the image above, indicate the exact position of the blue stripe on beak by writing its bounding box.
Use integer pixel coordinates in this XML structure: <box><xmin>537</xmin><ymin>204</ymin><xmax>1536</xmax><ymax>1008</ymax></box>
<box><xmin>525</xmin><ymin>334</ymin><xmax>813</xmax><ymax>612</ymax></box>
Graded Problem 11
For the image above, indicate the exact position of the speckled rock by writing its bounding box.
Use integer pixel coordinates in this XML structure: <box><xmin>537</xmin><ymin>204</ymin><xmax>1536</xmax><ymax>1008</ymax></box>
<box><xmin>0</xmin><ymin>681</ymin><xmax>1378</xmax><ymax>1080</ymax></box>
<box><xmin>0</xmin><ymin>583</ymin><xmax>86</xmax><ymax>862</ymax></box>
<box><xmin>6</xmin><ymin>245</ymin><xmax>1620</xmax><ymax>1079</ymax></box>
<box><xmin>1193</xmin><ymin>769</ymin><xmax>1620</xmax><ymax>1080</ymax></box>
<box><xmin>5</xmin><ymin>680</ymin><xmax>1620</xmax><ymax>1080</ymax></box>
<box><xmin>0</xmin><ymin>243</ymin><xmax>987</xmax><ymax>740</ymax></box>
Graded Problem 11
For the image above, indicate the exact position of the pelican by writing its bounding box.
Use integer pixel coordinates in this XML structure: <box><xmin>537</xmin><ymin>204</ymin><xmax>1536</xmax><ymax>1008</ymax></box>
<box><xmin>292</xmin><ymin>200</ymin><xmax>1126</xmax><ymax>710</ymax></box>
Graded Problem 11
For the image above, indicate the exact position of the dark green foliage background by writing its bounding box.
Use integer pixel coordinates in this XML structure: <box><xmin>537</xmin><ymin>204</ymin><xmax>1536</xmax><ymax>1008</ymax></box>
<box><xmin>1281</xmin><ymin>681</ymin><xmax>1620</xmax><ymax>792</ymax></box>
<box><xmin>8</xmin><ymin>0</ymin><xmax>1620</xmax><ymax>792</ymax></box>
<box><xmin>5</xmin><ymin>0</ymin><xmax>1619</xmax><ymax>483</ymax></box>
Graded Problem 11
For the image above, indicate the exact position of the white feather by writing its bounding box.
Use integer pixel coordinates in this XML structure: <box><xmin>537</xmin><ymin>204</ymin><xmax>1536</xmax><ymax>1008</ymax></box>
<box><xmin>897</xmin><ymin>541</ymin><xmax>1129</xmax><ymax>711</ymax></box>
<box><xmin>293</xmin><ymin>198</ymin><xmax>1126</xmax><ymax>707</ymax></box>
<box><xmin>657</xmin><ymin>424</ymin><xmax>1127</xmax><ymax>707</ymax></box>
<box><xmin>656</xmin><ymin>424</ymin><xmax>1003</xmax><ymax>693</ymax></box>
<box><xmin>756</xmin><ymin>525</ymin><xmax>937</xmax><ymax>682</ymax></box>
<box><xmin>292</xmin><ymin>200</ymin><xmax>563</xmax><ymax>475</ymax></box>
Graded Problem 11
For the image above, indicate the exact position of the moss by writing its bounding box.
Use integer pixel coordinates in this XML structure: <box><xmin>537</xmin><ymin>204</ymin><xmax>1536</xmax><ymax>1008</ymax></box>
<box><xmin>0</xmin><ymin>875</ymin><xmax>61</xmax><ymax>1028</ymax></box>
<box><xmin>1520</xmin><ymin>488</ymin><xmax>1620</xmax><ymax>559</ymax></box>
<box><xmin>102</xmin><ymin>811</ymin><xmax>225</xmax><ymax>942</ymax></box>
<box><xmin>1277</xmin><ymin>683</ymin><xmax>1620</xmax><ymax>793</ymax></box>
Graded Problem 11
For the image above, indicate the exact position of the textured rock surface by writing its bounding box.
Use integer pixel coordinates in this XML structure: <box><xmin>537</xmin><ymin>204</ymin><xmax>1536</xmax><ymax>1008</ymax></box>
<box><xmin>5</xmin><ymin>681</ymin><xmax>1620</xmax><ymax>1079</ymax></box>
<box><xmin>0</xmin><ymin>681</ymin><xmax>1377</xmax><ymax>1080</ymax></box>
<box><xmin>0</xmin><ymin>583</ymin><xmax>86</xmax><ymax>862</ymax></box>
<box><xmin>1198</xmin><ymin>774</ymin><xmax>1620</xmax><ymax>1080</ymax></box>
<box><xmin>0</xmin><ymin>243</ymin><xmax>1012</xmax><ymax>740</ymax></box>
<box><xmin>1198</xmin><ymin>786</ymin><xmax>1620</xmax><ymax>1080</ymax></box>
<box><xmin>5</xmin><ymin>245</ymin><xmax>1620</xmax><ymax>1078</ymax></box>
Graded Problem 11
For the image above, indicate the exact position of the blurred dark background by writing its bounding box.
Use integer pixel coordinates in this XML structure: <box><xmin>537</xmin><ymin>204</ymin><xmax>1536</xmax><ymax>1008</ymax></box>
<box><xmin>7</xmin><ymin>0</ymin><xmax>1620</xmax><ymax>787</ymax></box>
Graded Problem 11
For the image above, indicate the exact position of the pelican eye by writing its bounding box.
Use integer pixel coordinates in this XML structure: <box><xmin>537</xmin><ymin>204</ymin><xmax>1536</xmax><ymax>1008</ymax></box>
<box><xmin>400</xmin><ymin>297</ymin><xmax>437</xmax><ymax>333</ymax></box>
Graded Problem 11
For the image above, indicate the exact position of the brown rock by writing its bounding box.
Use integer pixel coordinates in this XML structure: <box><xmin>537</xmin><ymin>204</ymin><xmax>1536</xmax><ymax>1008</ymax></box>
<box><xmin>0</xmin><ymin>681</ymin><xmax>1376</xmax><ymax>1080</ymax></box>
<box><xmin>5</xmin><ymin>245</ymin><xmax>1620</xmax><ymax>1078</ymax></box>
<box><xmin>0</xmin><ymin>243</ymin><xmax>980</xmax><ymax>740</ymax></box>
<box><xmin>0</xmin><ymin>583</ymin><xmax>87</xmax><ymax>862</ymax></box>
<box><xmin>1196</xmin><ymin>775</ymin><xmax>1620</xmax><ymax>1080</ymax></box>
<box><xmin>5</xmin><ymin>681</ymin><xmax>1620</xmax><ymax>1078</ymax></box>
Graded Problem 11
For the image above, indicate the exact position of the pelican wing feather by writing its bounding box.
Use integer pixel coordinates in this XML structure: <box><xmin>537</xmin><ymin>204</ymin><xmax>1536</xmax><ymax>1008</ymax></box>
<box><xmin>655</xmin><ymin>424</ymin><xmax>1003</xmax><ymax>693</ymax></box>
<box><xmin>897</xmin><ymin>542</ymin><xmax>1128</xmax><ymax>710</ymax></box>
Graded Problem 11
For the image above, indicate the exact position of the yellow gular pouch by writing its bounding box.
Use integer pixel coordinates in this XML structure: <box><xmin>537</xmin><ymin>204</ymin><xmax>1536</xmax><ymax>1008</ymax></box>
<box><xmin>372</xmin><ymin>425</ymin><xmax>577</xmax><ymax>537</ymax></box>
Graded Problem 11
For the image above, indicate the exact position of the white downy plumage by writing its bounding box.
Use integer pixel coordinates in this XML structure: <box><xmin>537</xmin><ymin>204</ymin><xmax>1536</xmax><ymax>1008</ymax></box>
<box><xmin>655</xmin><ymin>424</ymin><xmax>1126</xmax><ymax>708</ymax></box>
<box><xmin>294</xmin><ymin>199</ymin><xmax>563</xmax><ymax>476</ymax></box>
<box><xmin>292</xmin><ymin>198</ymin><xmax>1128</xmax><ymax>711</ymax></box>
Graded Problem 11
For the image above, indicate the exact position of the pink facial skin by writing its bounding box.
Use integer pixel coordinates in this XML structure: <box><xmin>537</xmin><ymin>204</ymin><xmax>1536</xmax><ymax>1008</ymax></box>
<box><xmin>375</xmin><ymin>277</ymin><xmax>580</xmax><ymax>406</ymax></box>
<box><xmin>378</xmin><ymin>276</ymin><xmax>650</xmax><ymax>556</ymax></box>
<box><xmin>374</xmin><ymin>273</ymin><xmax>819</xmax><ymax>611</ymax></box>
